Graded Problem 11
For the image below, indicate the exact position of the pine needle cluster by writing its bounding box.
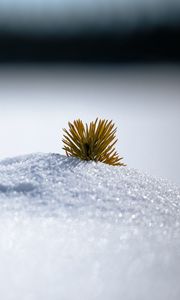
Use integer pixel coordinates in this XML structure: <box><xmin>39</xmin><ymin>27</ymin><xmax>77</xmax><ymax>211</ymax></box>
<box><xmin>62</xmin><ymin>118</ymin><xmax>125</xmax><ymax>166</ymax></box>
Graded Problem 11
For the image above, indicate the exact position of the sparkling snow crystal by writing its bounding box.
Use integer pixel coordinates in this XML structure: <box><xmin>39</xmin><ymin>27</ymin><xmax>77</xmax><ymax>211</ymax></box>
<box><xmin>0</xmin><ymin>153</ymin><xmax>180</xmax><ymax>300</ymax></box>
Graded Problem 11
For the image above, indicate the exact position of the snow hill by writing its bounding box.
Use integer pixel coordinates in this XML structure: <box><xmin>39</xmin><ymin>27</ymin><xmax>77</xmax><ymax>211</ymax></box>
<box><xmin>0</xmin><ymin>153</ymin><xmax>180</xmax><ymax>300</ymax></box>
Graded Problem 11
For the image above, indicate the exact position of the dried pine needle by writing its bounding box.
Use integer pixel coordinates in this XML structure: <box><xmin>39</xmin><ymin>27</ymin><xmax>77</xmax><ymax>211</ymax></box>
<box><xmin>62</xmin><ymin>118</ymin><xmax>125</xmax><ymax>166</ymax></box>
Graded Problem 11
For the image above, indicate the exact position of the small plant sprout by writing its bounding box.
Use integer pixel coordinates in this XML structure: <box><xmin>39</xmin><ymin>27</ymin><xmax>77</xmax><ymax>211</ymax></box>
<box><xmin>62</xmin><ymin>118</ymin><xmax>125</xmax><ymax>166</ymax></box>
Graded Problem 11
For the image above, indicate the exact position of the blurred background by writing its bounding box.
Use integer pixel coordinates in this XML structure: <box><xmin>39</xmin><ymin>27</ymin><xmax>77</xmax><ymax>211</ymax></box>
<box><xmin>0</xmin><ymin>0</ymin><xmax>180</xmax><ymax>184</ymax></box>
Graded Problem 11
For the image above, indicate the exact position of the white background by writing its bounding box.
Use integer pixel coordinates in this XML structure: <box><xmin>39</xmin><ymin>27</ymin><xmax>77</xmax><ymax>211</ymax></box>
<box><xmin>0</xmin><ymin>64</ymin><xmax>179</xmax><ymax>184</ymax></box>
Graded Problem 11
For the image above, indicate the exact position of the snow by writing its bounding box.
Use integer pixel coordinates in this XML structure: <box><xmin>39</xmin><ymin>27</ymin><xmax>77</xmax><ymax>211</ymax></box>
<box><xmin>0</xmin><ymin>153</ymin><xmax>180</xmax><ymax>300</ymax></box>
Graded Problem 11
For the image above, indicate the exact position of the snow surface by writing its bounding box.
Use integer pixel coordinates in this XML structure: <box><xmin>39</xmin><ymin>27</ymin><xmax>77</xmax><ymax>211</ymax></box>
<box><xmin>0</xmin><ymin>153</ymin><xmax>180</xmax><ymax>300</ymax></box>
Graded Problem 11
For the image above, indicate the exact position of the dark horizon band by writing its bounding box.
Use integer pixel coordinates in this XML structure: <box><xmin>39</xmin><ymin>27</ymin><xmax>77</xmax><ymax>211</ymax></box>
<box><xmin>0</xmin><ymin>24</ymin><xmax>180</xmax><ymax>63</ymax></box>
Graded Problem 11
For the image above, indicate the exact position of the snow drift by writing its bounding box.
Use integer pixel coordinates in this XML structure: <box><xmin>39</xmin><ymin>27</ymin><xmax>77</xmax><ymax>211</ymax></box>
<box><xmin>0</xmin><ymin>153</ymin><xmax>180</xmax><ymax>300</ymax></box>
